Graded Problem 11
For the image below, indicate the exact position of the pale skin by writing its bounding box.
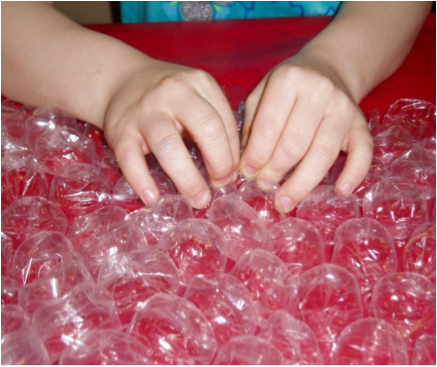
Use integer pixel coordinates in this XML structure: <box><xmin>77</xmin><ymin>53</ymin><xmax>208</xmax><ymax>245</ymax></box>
<box><xmin>2</xmin><ymin>1</ymin><xmax>432</xmax><ymax>212</ymax></box>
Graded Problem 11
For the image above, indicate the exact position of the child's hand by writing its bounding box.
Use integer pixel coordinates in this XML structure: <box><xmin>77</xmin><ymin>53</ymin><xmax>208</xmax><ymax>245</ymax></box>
<box><xmin>103</xmin><ymin>59</ymin><xmax>240</xmax><ymax>209</ymax></box>
<box><xmin>240</xmin><ymin>55</ymin><xmax>373</xmax><ymax>213</ymax></box>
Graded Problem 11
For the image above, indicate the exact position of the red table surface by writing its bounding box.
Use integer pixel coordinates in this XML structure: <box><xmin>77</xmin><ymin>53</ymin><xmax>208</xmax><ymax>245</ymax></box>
<box><xmin>88</xmin><ymin>13</ymin><xmax>436</xmax><ymax>115</ymax></box>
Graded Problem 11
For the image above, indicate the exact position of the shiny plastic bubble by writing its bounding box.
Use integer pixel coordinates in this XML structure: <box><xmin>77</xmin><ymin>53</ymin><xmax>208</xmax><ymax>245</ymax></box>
<box><xmin>373</xmin><ymin>125</ymin><xmax>415</xmax><ymax>166</ymax></box>
<box><xmin>1</xmin><ymin>276</ymin><xmax>21</xmax><ymax>305</ymax></box>
<box><xmin>184</xmin><ymin>273</ymin><xmax>258</xmax><ymax>346</ymax></box>
<box><xmin>331</xmin><ymin>318</ymin><xmax>409</xmax><ymax>365</ymax></box>
<box><xmin>213</xmin><ymin>335</ymin><xmax>285</xmax><ymax>365</ymax></box>
<box><xmin>258</xmin><ymin>310</ymin><xmax>323</xmax><ymax>365</ymax></box>
<box><xmin>158</xmin><ymin>218</ymin><xmax>228</xmax><ymax>284</ymax></box>
<box><xmin>1</xmin><ymin>232</ymin><xmax>13</xmax><ymax>276</ymax></box>
<box><xmin>209</xmin><ymin>196</ymin><xmax>271</xmax><ymax>261</ymax></box>
<box><xmin>128</xmin><ymin>293</ymin><xmax>217</xmax><ymax>365</ymax></box>
<box><xmin>412</xmin><ymin>334</ymin><xmax>436</xmax><ymax>365</ymax></box>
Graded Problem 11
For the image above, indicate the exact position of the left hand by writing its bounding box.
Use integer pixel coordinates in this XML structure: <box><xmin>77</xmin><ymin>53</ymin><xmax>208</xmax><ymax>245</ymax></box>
<box><xmin>240</xmin><ymin>55</ymin><xmax>374</xmax><ymax>213</ymax></box>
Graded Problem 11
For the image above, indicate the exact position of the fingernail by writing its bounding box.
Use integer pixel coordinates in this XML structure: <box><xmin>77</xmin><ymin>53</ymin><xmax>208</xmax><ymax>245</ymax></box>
<box><xmin>278</xmin><ymin>196</ymin><xmax>295</xmax><ymax>213</ymax></box>
<box><xmin>339</xmin><ymin>183</ymin><xmax>353</xmax><ymax>197</ymax></box>
<box><xmin>142</xmin><ymin>188</ymin><xmax>158</xmax><ymax>206</ymax></box>
<box><xmin>213</xmin><ymin>173</ymin><xmax>234</xmax><ymax>188</ymax></box>
<box><xmin>242</xmin><ymin>165</ymin><xmax>259</xmax><ymax>178</ymax></box>
<box><xmin>193</xmin><ymin>190</ymin><xmax>211</xmax><ymax>209</ymax></box>
<box><xmin>257</xmin><ymin>177</ymin><xmax>276</xmax><ymax>191</ymax></box>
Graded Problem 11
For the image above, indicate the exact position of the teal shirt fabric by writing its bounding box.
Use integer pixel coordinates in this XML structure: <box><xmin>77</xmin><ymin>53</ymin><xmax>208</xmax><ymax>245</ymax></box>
<box><xmin>121</xmin><ymin>1</ymin><xmax>342</xmax><ymax>23</ymax></box>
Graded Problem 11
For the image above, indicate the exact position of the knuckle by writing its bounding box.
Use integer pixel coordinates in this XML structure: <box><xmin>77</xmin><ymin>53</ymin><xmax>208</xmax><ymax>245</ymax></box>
<box><xmin>153</xmin><ymin>132</ymin><xmax>181</xmax><ymax>158</ymax></box>
<box><xmin>278</xmin><ymin>138</ymin><xmax>306</xmax><ymax>162</ymax></box>
<box><xmin>312</xmin><ymin>142</ymin><xmax>337</xmax><ymax>164</ymax></box>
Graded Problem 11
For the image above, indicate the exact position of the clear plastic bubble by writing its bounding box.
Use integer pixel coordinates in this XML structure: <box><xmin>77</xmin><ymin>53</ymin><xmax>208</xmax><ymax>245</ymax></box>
<box><xmin>49</xmin><ymin>163</ymin><xmax>112</xmax><ymax>222</ymax></box>
<box><xmin>112</xmin><ymin>176</ymin><xmax>145</xmax><ymax>213</ymax></box>
<box><xmin>32</xmin><ymin>281</ymin><xmax>121</xmax><ymax>363</ymax></box>
<box><xmin>67</xmin><ymin>205</ymin><xmax>128</xmax><ymax>249</ymax></box>
<box><xmin>98</xmin><ymin>250</ymin><xmax>181</xmax><ymax>326</ymax></box>
<box><xmin>10</xmin><ymin>231</ymin><xmax>79</xmax><ymax>285</ymax></box>
<box><xmin>373</xmin><ymin>125</ymin><xmax>415</xmax><ymax>166</ymax></box>
<box><xmin>1</xmin><ymin>155</ymin><xmax>49</xmax><ymax>212</ymax></box>
<box><xmin>382</xmin><ymin>99</ymin><xmax>436</xmax><ymax>140</ymax></box>
<box><xmin>184</xmin><ymin>273</ymin><xmax>258</xmax><ymax>346</ymax></box>
<box><xmin>332</xmin><ymin>218</ymin><xmax>398</xmax><ymax>313</ymax></box>
<box><xmin>213</xmin><ymin>335</ymin><xmax>285</xmax><ymax>365</ymax></box>
<box><xmin>59</xmin><ymin>329</ymin><xmax>150</xmax><ymax>365</ymax></box>
<box><xmin>258</xmin><ymin>310</ymin><xmax>323</xmax><ymax>365</ymax></box>
<box><xmin>83</xmin><ymin>123</ymin><xmax>110</xmax><ymax>159</ymax></box>
<box><xmin>18</xmin><ymin>259</ymin><xmax>92</xmax><ymax>314</ymax></box>
<box><xmin>269</xmin><ymin>217</ymin><xmax>325</xmax><ymax>277</ymax></box>
<box><xmin>412</xmin><ymin>334</ymin><xmax>436</xmax><ymax>365</ymax></box>
<box><xmin>1</xmin><ymin>276</ymin><xmax>21</xmax><ymax>305</ymax></box>
<box><xmin>128</xmin><ymin>293</ymin><xmax>217</xmax><ymax>365</ymax></box>
<box><xmin>230</xmin><ymin>249</ymin><xmax>290</xmax><ymax>323</ymax></box>
<box><xmin>209</xmin><ymin>196</ymin><xmax>271</xmax><ymax>261</ymax></box>
<box><xmin>371</xmin><ymin>272</ymin><xmax>436</xmax><ymax>343</ymax></box>
<box><xmin>1</xmin><ymin>232</ymin><xmax>13</xmax><ymax>276</ymax></box>
<box><xmin>158</xmin><ymin>218</ymin><xmax>228</xmax><ymax>284</ymax></box>
<box><xmin>1</xmin><ymin>196</ymin><xmax>68</xmax><ymax>250</ymax></box>
<box><xmin>239</xmin><ymin>179</ymin><xmax>285</xmax><ymax>229</ymax></box>
<box><xmin>296</xmin><ymin>185</ymin><xmax>361</xmax><ymax>260</ymax></box>
<box><xmin>1</xmin><ymin>105</ymin><xmax>25</xmax><ymax>140</ymax></box>
<box><xmin>402</xmin><ymin>222</ymin><xmax>436</xmax><ymax>283</ymax></box>
<box><xmin>331</xmin><ymin>318</ymin><xmax>409</xmax><ymax>365</ymax></box>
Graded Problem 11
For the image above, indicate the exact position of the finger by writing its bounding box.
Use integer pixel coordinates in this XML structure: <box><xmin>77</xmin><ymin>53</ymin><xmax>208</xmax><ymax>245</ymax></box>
<box><xmin>274</xmin><ymin>113</ymin><xmax>350</xmax><ymax>213</ymax></box>
<box><xmin>174</xmin><ymin>94</ymin><xmax>236</xmax><ymax>188</ymax></box>
<box><xmin>240</xmin><ymin>72</ymin><xmax>298</xmax><ymax>179</ymax></box>
<box><xmin>144</xmin><ymin>113</ymin><xmax>211</xmax><ymax>209</ymax></box>
<box><xmin>334</xmin><ymin>123</ymin><xmax>373</xmax><ymax>197</ymax></box>
<box><xmin>256</xmin><ymin>94</ymin><xmax>330</xmax><ymax>187</ymax></box>
<box><xmin>241</xmin><ymin>77</ymin><xmax>267</xmax><ymax>148</ymax></box>
<box><xmin>200</xmin><ymin>83</ymin><xmax>241</xmax><ymax>177</ymax></box>
<box><xmin>113</xmin><ymin>131</ymin><xmax>159</xmax><ymax>207</ymax></box>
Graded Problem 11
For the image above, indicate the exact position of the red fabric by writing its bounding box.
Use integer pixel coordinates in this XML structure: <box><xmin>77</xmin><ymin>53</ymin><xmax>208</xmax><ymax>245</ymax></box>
<box><xmin>88</xmin><ymin>14</ymin><xmax>436</xmax><ymax>114</ymax></box>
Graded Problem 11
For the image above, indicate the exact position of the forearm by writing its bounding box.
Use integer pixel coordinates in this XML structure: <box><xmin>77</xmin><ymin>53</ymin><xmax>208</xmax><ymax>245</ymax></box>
<box><xmin>294</xmin><ymin>1</ymin><xmax>432</xmax><ymax>103</ymax></box>
<box><xmin>1</xmin><ymin>1</ymin><xmax>151</xmax><ymax>128</ymax></box>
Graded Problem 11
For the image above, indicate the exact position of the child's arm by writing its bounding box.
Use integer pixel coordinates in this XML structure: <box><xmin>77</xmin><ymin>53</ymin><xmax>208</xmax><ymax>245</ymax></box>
<box><xmin>2</xmin><ymin>1</ymin><xmax>239</xmax><ymax>209</ymax></box>
<box><xmin>241</xmin><ymin>1</ymin><xmax>433</xmax><ymax>213</ymax></box>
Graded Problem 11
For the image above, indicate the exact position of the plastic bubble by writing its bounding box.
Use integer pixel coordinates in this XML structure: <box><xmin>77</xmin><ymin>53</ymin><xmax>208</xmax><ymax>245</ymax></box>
<box><xmin>332</xmin><ymin>218</ymin><xmax>398</xmax><ymax>313</ymax></box>
<box><xmin>1</xmin><ymin>196</ymin><xmax>68</xmax><ymax>250</ymax></box>
<box><xmin>1</xmin><ymin>105</ymin><xmax>25</xmax><ymax>140</ymax></box>
<box><xmin>297</xmin><ymin>185</ymin><xmax>361</xmax><ymax>260</ymax></box>
<box><xmin>158</xmin><ymin>218</ymin><xmax>228</xmax><ymax>284</ymax></box>
<box><xmin>98</xmin><ymin>250</ymin><xmax>181</xmax><ymax>326</ymax></box>
<box><xmin>363</xmin><ymin>178</ymin><xmax>429</xmax><ymax>244</ymax></box>
<box><xmin>213</xmin><ymin>335</ymin><xmax>285</xmax><ymax>365</ymax></box>
<box><xmin>1</xmin><ymin>276</ymin><xmax>21</xmax><ymax>305</ymax></box>
<box><xmin>59</xmin><ymin>329</ymin><xmax>150</xmax><ymax>365</ymax></box>
<box><xmin>373</xmin><ymin>125</ymin><xmax>415</xmax><ymax>166</ymax></box>
<box><xmin>1</xmin><ymin>309</ymin><xmax>50</xmax><ymax>365</ymax></box>
<box><xmin>331</xmin><ymin>318</ymin><xmax>409</xmax><ymax>365</ymax></box>
<box><xmin>258</xmin><ymin>310</ymin><xmax>323</xmax><ymax>365</ymax></box>
<box><xmin>112</xmin><ymin>176</ymin><xmax>145</xmax><ymax>213</ymax></box>
<box><xmin>32</xmin><ymin>281</ymin><xmax>121</xmax><ymax>363</ymax></box>
<box><xmin>1</xmin><ymin>155</ymin><xmax>49</xmax><ymax>211</ymax></box>
<box><xmin>269</xmin><ymin>217</ymin><xmax>325</xmax><ymax>277</ymax></box>
<box><xmin>209</xmin><ymin>196</ymin><xmax>271</xmax><ymax>261</ymax></box>
<box><xmin>230</xmin><ymin>249</ymin><xmax>290</xmax><ymax>322</ymax></box>
<box><xmin>77</xmin><ymin>219</ymin><xmax>148</xmax><ymax>278</ymax></box>
<box><xmin>18</xmin><ymin>259</ymin><xmax>92</xmax><ymax>314</ymax></box>
<box><xmin>402</xmin><ymin>222</ymin><xmax>436</xmax><ymax>283</ymax></box>
<box><xmin>1</xmin><ymin>232</ymin><xmax>13</xmax><ymax>276</ymax></box>
<box><xmin>132</xmin><ymin>194</ymin><xmax>194</xmax><ymax>246</ymax></box>
<box><xmin>67</xmin><ymin>205</ymin><xmax>128</xmax><ymax>249</ymax></box>
<box><xmin>1</xmin><ymin>127</ymin><xmax>33</xmax><ymax>158</ymax></box>
<box><xmin>99</xmin><ymin>152</ymin><xmax>123</xmax><ymax>187</ymax></box>
<box><xmin>412</xmin><ymin>334</ymin><xmax>436</xmax><ymax>365</ymax></box>
<box><xmin>128</xmin><ymin>293</ymin><xmax>217</xmax><ymax>364</ymax></box>
<box><xmin>10</xmin><ymin>231</ymin><xmax>79</xmax><ymax>285</ymax></box>
<box><xmin>289</xmin><ymin>264</ymin><xmax>363</xmax><ymax>360</ymax></box>
<box><xmin>389</xmin><ymin>146</ymin><xmax>436</xmax><ymax>200</ymax></box>
<box><xmin>239</xmin><ymin>179</ymin><xmax>285</xmax><ymax>229</ymax></box>
<box><xmin>24</xmin><ymin>106</ymin><xmax>79</xmax><ymax>145</ymax></box>
<box><xmin>371</xmin><ymin>272</ymin><xmax>436</xmax><ymax>343</ymax></box>
<box><xmin>193</xmin><ymin>180</ymin><xmax>238</xmax><ymax>219</ymax></box>
<box><xmin>34</xmin><ymin>127</ymin><xmax>97</xmax><ymax>178</ymax></box>
<box><xmin>382</xmin><ymin>99</ymin><xmax>436</xmax><ymax>140</ymax></box>
<box><xmin>184</xmin><ymin>273</ymin><xmax>258</xmax><ymax>345</ymax></box>
<box><xmin>49</xmin><ymin>163</ymin><xmax>112</xmax><ymax>222</ymax></box>
<box><xmin>2</xmin><ymin>304</ymin><xmax>30</xmax><ymax>334</ymax></box>
<box><xmin>83</xmin><ymin>123</ymin><xmax>109</xmax><ymax>159</ymax></box>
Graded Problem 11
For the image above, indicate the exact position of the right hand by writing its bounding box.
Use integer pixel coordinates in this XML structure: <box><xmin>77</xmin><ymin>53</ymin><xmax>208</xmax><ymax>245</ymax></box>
<box><xmin>103</xmin><ymin>59</ymin><xmax>240</xmax><ymax>209</ymax></box>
